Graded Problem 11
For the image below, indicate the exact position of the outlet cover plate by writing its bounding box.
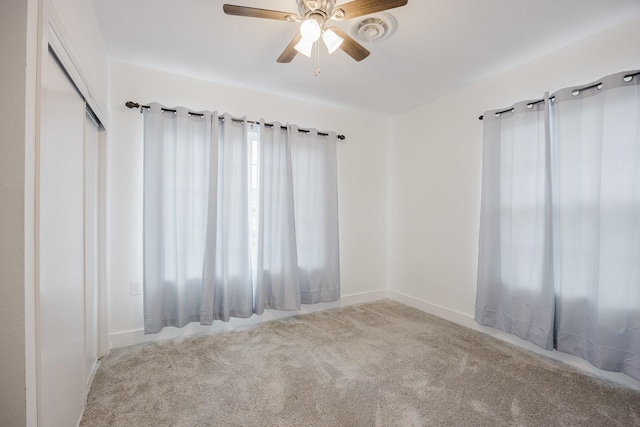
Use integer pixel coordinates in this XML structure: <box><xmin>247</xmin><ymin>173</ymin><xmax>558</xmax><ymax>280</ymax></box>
<box><xmin>131</xmin><ymin>281</ymin><xmax>142</xmax><ymax>296</ymax></box>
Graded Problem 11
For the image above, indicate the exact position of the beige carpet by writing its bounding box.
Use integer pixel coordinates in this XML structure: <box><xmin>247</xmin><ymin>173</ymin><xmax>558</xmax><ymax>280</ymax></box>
<box><xmin>81</xmin><ymin>299</ymin><xmax>640</xmax><ymax>426</ymax></box>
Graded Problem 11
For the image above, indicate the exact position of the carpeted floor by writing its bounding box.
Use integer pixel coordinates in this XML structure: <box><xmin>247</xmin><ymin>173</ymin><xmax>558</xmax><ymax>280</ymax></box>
<box><xmin>81</xmin><ymin>299</ymin><xmax>640</xmax><ymax>426</ymax></box>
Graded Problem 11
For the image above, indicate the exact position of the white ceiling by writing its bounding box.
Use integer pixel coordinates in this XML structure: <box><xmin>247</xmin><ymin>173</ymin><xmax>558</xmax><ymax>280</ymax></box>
<box><xmin>91</xmin><ymin>0</ymin><xmax>640</xmax><ymax>114</ymax></box>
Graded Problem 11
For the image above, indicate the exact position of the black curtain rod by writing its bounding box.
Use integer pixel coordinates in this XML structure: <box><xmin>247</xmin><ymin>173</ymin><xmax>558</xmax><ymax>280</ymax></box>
<box><xmin>478</xmin><ymin>71</ymin><xmax>640</xmax><ymax>120</ymax></box>
<box><xmin>478</xmin><ymin>97</ymin><xmax>553</xmax><ymax>121</ymax></box>
<box><xmin>125</xmin><ymin>102</ymin><xmax>346</xmax><ymax>140</ymax></box>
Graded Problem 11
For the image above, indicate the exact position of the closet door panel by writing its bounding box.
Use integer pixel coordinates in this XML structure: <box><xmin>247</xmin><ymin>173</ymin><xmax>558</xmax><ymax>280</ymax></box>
<box><xmin>39</xmin><ymin>48</ymin><xmax>86</xmax><ymax>427</ymax></box>
<box><xmin>84</xmin><ymin>111</ymin><xmax>100</xmax><ymax>392</ymax></box>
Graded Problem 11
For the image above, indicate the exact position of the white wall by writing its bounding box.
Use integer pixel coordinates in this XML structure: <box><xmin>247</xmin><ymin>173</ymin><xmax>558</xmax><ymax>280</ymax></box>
<box><xmin>387</xmin><ymin>16</ymin><xmax>640</xmax><ymax>388</ymax></box>
<box><xmin>0</xmin><ymin>0</ymin><xmax>39</xmax><ymax>424</ymax></box>
<box><xmin>108</xmin><ymin>61</ymin><xmax>389</xmax><ymax>347</ymax></box>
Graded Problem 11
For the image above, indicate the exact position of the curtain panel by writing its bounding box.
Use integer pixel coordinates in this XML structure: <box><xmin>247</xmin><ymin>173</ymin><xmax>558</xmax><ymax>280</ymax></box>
<box><xmin>475</xmin><ymin>97</ymin><xmax>555</xmax><ymax>350</ymax></box>
<box><xmin>476</xmin><ymin>71</ymin><xmax>640</xmax><ymax>380</ymax></box>
<box><xmin>143</xmin><ymin>104</ymin><xmax>340</xmax><ymax>334</ymax></box>
<box><xmin>200</xmin><ymin>113</ymin><xmax>254</xmax><ymax>324</ymax></box>
<box><xmin>143</xmin><ymin>105</ymin><xmax>212</xmax><ymax>334</ymax></box>
<box><xmin>552</xmin><ymin>72</ymin><xmax>640</xmax><ymax>379</ymax></box>
<box><xmin>255</xmin><ymin>122</ymin><xmax>300</xmax><ymax>311</ymax></box>
<box><xmin>290</xmin><ymin>125</ymin><xmax>341</xmax><ymax>304</ymax></box>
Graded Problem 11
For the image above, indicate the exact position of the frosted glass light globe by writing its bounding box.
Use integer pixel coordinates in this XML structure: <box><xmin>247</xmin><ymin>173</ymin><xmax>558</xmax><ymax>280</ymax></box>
<box><xmin>322</xmin><ymin>29</ymin><xmax>343</xmax><ymax>54</ymax></box>
<box><xmin>300</xmin><ymin>19</ymin><xmax>321</xmax><ymax>42</ymax></box>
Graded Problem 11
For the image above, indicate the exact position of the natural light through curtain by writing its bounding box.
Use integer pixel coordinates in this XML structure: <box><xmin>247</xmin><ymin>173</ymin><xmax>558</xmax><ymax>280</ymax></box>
<box><xmin>143</xmin><ymin>106</ymin><xmax>210</xmax><ymax>333</ymax></box>
<box><xmin>290</xmin><ymin>125</ymin><xmax>341</xmax><ymax>304</ymax></box>
<box><xmin>475</xmin><ymin>97</ymin><xmax>555</xmax><ymax>350</ymax></box>
<box><xmin>552</xmin><ymin>72</ymin><xmax>640</xmax><ymax>379</ymax></box>
<box><xmin>476</xmin><ymin>71</ymin><xmax>640</xmax><ymax>380</ymax></box>
<box><xmin>200</xmin><ymin>113</ymin><xmax>254</xmax><ymax>323</ymax></box>
<box><xmin>255</xmin><ymin>122</ymin><xmax>300</xmax><ymax>311</ymax></box>
<box><xmin>142</xmin><ymin>104</ymin><xmax>340</xmax><ymax>334</ymax></box>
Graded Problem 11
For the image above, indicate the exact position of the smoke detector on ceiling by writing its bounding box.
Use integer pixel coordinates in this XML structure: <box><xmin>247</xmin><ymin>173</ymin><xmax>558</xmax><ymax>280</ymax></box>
<box><xmin>353</xmin><ymin>13</ymin><xmax>396</xmax><ymax>43</ymax></box>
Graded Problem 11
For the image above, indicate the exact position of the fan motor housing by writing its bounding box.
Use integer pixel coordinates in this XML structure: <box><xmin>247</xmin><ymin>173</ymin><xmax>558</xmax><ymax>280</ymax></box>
<box><xmin>297</xmin><ymin>0</ymin><xmax>335</xmax><ymax>17</ymax></box>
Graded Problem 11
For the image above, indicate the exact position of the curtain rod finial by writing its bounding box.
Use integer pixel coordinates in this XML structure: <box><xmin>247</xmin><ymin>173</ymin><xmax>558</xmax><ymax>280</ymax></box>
<box><xmin>125</xmin><ymin>101</ymin><xmax>140</xmax><ymax>109</ymax></box>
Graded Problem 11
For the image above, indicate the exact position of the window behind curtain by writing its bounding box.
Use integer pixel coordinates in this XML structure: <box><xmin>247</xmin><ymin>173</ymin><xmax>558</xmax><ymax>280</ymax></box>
<box><xmin>143</xmin><ymin>107</ymin><xmax>340</xmax><ymax>333</ymax></box>
<box><xmin>477</xmin><ymin>71</ymin><xmax>640</xmax><ymax>381</ymax></box>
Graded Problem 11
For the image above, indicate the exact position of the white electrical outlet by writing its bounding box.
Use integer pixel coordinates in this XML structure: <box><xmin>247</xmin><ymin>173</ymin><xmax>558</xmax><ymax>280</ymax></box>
<box><xmin>131</xmin><ymin>281</ymin><xmax>142</xmax><ymax>296</ymax></box>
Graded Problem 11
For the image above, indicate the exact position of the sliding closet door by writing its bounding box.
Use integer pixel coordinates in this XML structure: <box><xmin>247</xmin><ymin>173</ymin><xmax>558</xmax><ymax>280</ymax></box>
<box><xmin>84</xmin><ymin>110</ymin><xmax>100</xmax><ymax>394</ymax></box>
<box><xmin>39</xmin><ymin>48</ymin><xmax>86</xmax><ymax>427</ymax></box>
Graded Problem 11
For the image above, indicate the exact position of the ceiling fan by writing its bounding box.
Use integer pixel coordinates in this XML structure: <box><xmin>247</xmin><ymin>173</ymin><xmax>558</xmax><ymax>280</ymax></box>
<box><xmin>223</xmin><ymin>0</ymin><xmax>408</xmax><ymax>63</ymax></box>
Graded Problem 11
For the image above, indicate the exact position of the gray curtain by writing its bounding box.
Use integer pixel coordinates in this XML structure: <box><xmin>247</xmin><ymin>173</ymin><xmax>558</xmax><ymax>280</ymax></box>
<box><xmin>552</xmin><ymin>71</ymin><xmax>640</xmax><ymax>380</ymax></box>
<box><xmin>255</xmin><ymin>122</ymin><xmax>301</xmax><ymax>312</ymax></box>
<box><xmin>143</xmin><ymin>104</ymin><xmax>212</xmax><ymax>333</ymax></box>
<box><xmin>477</xmin><ymin>71</ymin><xmax>640</xmax><ymax>380</ymax></box>
<box><xmin>200</xmin><ymin>113</ymin><xmax>254</xmax><ymax>323</ymax></box>
<box><xmin>143</xmin><ymin>105</ymin><xmax>340</xmax><ymax>333</ymax></box>
<box><xmin>290</xmin><ymin>125</ymin><xmax>341</xmax><ymax>304</ymax></box>
<box><xmin>475</xmin><ymin>97</ymin><xmax>555</xmax><ymax>350</ymax></box>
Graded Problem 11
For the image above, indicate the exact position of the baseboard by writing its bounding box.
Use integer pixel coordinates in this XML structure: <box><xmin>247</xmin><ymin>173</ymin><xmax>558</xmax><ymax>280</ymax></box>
<box><xmin>109</xmin><ymin>289</ymin><xmax>387</xmax><ymax>349</ymax></box>
<box><xmin>85</xmin><ymin>359</ymin><xmax>99</xmax><ymax>400</ymax></box>
<box><xmin>78</xmin><ymin>358</ymin><xmax>100</xmax><ymax>426</ymax></box>
<box><xmin>385</xmin><ymin>289</ymin><xmax>477</xmax><ymax>328</ymax></box>
<box><xmin>386</xmin><ymin>290</ymin><xmax>640</xmax><ymax>391</ymax></box>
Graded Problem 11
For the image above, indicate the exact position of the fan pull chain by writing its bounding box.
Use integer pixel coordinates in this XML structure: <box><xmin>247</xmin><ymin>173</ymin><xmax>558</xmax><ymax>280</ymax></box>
<box><xmin>314</xmin><ymin>41</ymin><xmax>321</xmax><ymax>77</ymax></box>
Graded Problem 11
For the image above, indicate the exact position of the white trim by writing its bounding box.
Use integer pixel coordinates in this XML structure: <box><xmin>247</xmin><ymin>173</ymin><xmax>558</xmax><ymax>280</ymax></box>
<box><xmin>386</xmin><ymin>289</ymin><xmax>477</xmax><ymax>328</ymax></box>
<box><xmin>84</xmin><ymin>360</ymin><xmax>99</xmax><ymax>401</ymax></box>
<box><xmin>97</xmin><ymin>127</ymin><xmax>110</xmax><ymax>357</ymax></box>
<box><xmin>386</xmin><ymin>290</ymin><xmax>640</xmax><ymax>391</ymax></box>
<box><xmin>109</xmin><ymin>289</ymin><xmax>387</xmax><ymax>349</ymax></box>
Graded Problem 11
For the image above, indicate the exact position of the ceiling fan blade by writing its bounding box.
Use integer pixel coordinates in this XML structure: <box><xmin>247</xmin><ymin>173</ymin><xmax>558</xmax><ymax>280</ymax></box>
<box><xmin>334</xmin><ymin>0</ymin><xmax>408</xmax><ymax>19</ymax></box>
<box><xmin>223</xmin><ymin>4</ymin><xmax>300</xmax><ymax>21</ymax></box>
<box><xmin>329</xmin><ymin>27</ymin><xmax>370</xmax><ymax>61</ymax></box>
<box><xmin>277</xmin><ymin>33</ymin><xmax>302</xmax><ymax>63</ymax></box>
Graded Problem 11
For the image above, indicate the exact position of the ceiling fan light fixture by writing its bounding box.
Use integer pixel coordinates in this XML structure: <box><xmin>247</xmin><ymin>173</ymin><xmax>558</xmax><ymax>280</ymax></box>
<box><xmin>322</xmin><ymin>28</ymin><xmax>343</xmax><ymax>54</ymax></box>
<box><xmin>223</xmin><ymin>0</ymin><xmax>409</xmax><ymax>64</ymax></box>
<box><xmin>300</xmin><ymin>18</ymin><xmax>321</xmax><ymax>42</ymax></box>
<box><xmin>294</xmin><ymin>37</ymin><xmax>314</xmax><ymax>57</ymax></box>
